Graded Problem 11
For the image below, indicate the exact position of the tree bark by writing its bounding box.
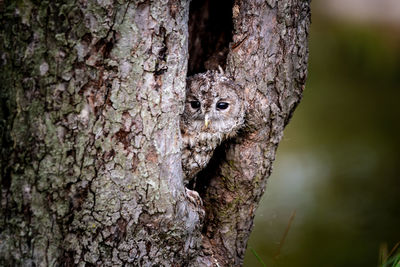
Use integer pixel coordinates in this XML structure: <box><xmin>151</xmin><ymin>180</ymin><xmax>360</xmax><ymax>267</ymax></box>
<box><xmin>0</xmin><ymin>0</ymin><xmax>310</xmax><ymax>266</ymax></box>
<box><xmin>192</xmin><ymin>0</ymin><xmax>310</xmax><ymax>265</ymax></box>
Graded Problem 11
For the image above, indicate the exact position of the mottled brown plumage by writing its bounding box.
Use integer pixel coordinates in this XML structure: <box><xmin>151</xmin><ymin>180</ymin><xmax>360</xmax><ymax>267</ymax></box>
<box><xmin>181</xmin><ymin>70</ymin><xmax>245</xmax><ymax>185</ymax></box>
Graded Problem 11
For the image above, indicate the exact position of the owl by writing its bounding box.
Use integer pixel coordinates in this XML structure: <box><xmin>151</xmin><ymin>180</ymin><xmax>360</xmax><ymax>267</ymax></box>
<box><xmin>180</xmin><ymin>70</ymin><xmax>245</xmax><ymax>185</ymax></box>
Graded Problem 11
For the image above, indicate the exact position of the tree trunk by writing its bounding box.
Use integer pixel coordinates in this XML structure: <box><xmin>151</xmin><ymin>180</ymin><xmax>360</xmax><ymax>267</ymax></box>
<box><xmin>0</xmin><ymin>0</ymin><xmax>310</xmax><ymax>266</ymax></box>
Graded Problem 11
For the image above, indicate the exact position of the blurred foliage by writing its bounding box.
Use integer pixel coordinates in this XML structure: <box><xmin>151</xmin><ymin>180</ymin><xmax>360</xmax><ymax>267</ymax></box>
<box><xmin>244</xmin><ymin>10</ymin><xmax>400</xmax><ymax>267</ymax></box>
<box><xmin>379</xmin><ymin>243</ymin><xmax>400</xmax><ymax>267</ymax></box>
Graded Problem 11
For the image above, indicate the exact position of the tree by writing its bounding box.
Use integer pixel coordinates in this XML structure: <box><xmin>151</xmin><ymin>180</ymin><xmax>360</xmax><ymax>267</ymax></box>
<box><xmin>0</xmin><ymin>0</ymin><xmax>310</xmax><ymax>266</ymax></box>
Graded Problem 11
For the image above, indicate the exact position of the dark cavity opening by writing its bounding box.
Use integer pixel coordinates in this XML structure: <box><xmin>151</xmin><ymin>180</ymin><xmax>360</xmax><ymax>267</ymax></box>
<box><xmin>193</xmin><ymin>142</ymin><xmax>226</xmax><ymax>195</ymax></box>
<box><xmin>188</xmin><ymin>0</ymin><xmax>234</xmax><ymax>76</ymax></box>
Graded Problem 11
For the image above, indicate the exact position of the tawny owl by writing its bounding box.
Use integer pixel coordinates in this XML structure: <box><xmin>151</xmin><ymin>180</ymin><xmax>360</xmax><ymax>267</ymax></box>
<box><xmin>181</xmin><ymin>70</ymin><xmax>245</xmax><ymax>185</ymax></box>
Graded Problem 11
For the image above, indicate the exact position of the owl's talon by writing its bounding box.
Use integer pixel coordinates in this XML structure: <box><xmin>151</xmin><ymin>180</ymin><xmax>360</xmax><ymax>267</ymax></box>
<box><xmin>185</xmin><ymin>188</ymin><xmax>205</xmax><ymax>221</ymax></box>
<box><xmin>185</xmin><ymin>188</ymin><xmax>203</xmax><ymax>207</ymax></box>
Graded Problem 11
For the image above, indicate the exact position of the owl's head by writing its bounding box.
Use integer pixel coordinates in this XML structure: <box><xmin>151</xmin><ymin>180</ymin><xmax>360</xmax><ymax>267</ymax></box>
<box><xmin>182</xmin><ymin>71</ymin><xmax>245</xmax><ymax>136</ymax></box>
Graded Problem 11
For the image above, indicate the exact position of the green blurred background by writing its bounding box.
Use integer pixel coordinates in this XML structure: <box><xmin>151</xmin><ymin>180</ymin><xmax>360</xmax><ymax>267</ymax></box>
<box><xmin>244</xmin><ymin>0</ymin><xmax>400</xmax><ymax>266</ymax></box>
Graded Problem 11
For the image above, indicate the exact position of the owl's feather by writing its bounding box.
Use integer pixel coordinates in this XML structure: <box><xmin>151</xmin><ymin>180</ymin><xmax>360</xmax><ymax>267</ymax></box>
<box><xmin>180</xmin><ymin>70</ymin><xmax>245</xmax><ymax>185</ymax></box>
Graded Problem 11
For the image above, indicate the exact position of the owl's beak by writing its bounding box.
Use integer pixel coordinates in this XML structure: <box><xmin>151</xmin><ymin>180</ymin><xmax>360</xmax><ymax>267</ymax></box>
<box><xmin>204</xmin><ymin>115</ymin><xmax>210</xmax><ymax>128</ymax></box>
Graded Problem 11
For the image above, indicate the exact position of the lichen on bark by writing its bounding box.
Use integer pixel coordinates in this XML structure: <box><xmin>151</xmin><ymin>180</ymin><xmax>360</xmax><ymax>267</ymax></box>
<box><xmin>1</xmin><ymin>0</ymin><xmax>202</xmax><ymax>266</ymax></box>
<box><xmin>191</xmin><ymin>0</ymin><xmax>311</xmax><ymax>265</ymax></box>
<box><xmin>0</xmin><ymin>0</ymin><xmax>310</xmax><ymax>266</ymax></box>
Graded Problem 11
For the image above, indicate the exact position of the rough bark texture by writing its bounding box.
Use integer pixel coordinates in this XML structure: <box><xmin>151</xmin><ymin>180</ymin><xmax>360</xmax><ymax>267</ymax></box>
<box><xmin>0</xmin><ymin>0</ymin><xmax>202</xmax><ymax>266</ymax></box>
<box><xmin>191</xmin><ymin>0</ymin><xmax>310</xmax><ymax>265</ymax></box>
<box><xmin>0</xmin><ymin>0</ymin><xmax>310</xmax><ymax>266</ymax></box>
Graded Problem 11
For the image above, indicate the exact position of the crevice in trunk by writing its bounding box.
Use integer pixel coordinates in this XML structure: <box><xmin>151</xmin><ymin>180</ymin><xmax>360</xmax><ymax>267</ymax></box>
<box><xmin>193</xmin><ymin>142</ymin><xmax>226</xmax><ymax>195</ymax></box>
<box><xmin>187</xmin><ymin>0</ymin><xmax>234</xmax><ymax>76</ymax></box>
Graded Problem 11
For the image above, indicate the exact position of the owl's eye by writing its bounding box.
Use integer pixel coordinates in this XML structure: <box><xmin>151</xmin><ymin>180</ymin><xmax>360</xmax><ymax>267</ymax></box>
<box><xmin>216</xmin><ymin>102</ymin><xmax>229</xmax><ymax>110</ymax></box>
<box><xmin>190</xmin><ymin>100</ymin><xmax>201</xmax><ymax>109</ymax></box>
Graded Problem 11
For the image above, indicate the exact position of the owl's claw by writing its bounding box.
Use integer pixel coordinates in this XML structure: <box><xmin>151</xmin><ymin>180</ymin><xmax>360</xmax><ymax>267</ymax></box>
<box><xmin>185</xmin><ymin>188</ymin><xmax>205</xmax><ymax>222</ymax></box>
<box><xmin>185</xmin><ymin>188</ymin><xmax>203</xmax><ymax>207</ymax></box>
